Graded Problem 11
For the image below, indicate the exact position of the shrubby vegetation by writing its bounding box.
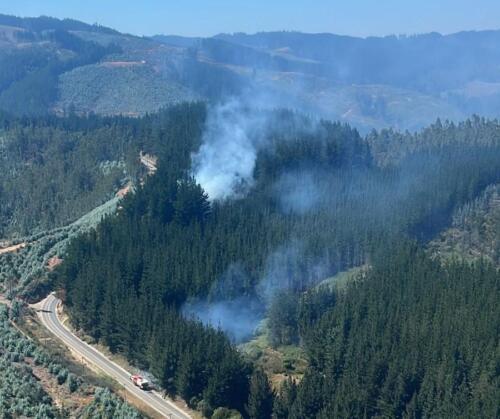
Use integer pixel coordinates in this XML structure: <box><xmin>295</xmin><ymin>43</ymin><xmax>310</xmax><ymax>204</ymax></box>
<box><xmin>0</xmin><ymin>304</ymin><xmax>142</xmax><ymax>417</ymax></box>
<box><xmin>3</xmin><ymin>14</ymin><xmax>500</xmax><ymax>130</ymax></box>
<box><xmin>0</xmin><ymin>353</ymin><xmax>57</xmax><ymax>418</ymax></box>
<box><xmin>0</xmin><ymin>16</ymin><xmax>121</xmax><ymax>117</ymax></box>
<box><xmin>57</xmin><ymin>63</ymin><xmax>198</xmax><ymax>116</ymax></box>
<box><xmin>80</xmin><ymin>387</ymin><xmax>142</xmax><ymax>419</ymax></box>
<box><xmin>0</xmin><ymin>13</ymin><xmax>199</xmax><ymax>120</ymax></box>
<box><xmin>0</xmin><ymin>304</ymin><xmax>62</xmax><ymax>417</ymax></box>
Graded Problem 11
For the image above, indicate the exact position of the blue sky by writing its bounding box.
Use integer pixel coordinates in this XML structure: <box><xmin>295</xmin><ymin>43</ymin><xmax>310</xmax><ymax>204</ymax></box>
<box><xmin>1</xmin><ymin>0</ymin><xmax>498</xmax><ymax>37</ymax></box>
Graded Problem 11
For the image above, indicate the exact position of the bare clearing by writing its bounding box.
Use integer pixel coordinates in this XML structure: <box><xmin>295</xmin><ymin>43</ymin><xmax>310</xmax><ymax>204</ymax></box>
<box><xmin>140</xmin><ymin>152</ymin><xmax>158</xmax><ymax>175</ymax></box>
<box><xmin>0</xmin><ymin>242</ymin><xmax>27</xmax><ymax>255</ymax></box>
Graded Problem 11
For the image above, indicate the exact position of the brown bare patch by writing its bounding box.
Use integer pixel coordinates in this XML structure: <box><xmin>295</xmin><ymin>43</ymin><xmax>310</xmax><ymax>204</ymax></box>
<box><xmin>0</xmin><ymin>242</ymin><xmax>27</xmax><ymax>255</ymax></box>
<box><xmin>26</xmin><ymin>357</ymin><xmax>94</xmax><ymax>410</ymax></box>
<box><xmin>116</xmin><ymin>184</ymin><xmax>132</xmax><ymax>198</ymax></box>
<box><xmin>47</xmin><ymin>256</ymin><xmax>63</xmax><ymax>271</ymax></box>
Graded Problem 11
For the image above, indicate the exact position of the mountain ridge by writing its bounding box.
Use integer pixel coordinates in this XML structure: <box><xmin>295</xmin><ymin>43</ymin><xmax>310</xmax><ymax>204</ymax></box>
<box><xmin>1</xmin><ymin>13</ymin><xmax>500</xmax><ymax>130</ymax></box>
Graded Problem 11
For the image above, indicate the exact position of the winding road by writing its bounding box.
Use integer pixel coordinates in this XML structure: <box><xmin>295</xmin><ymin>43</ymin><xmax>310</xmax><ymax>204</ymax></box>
<box><xmin>37</xmin><ymin>294</ymin><xmax>191</xmax><ymax>419</ymax></box>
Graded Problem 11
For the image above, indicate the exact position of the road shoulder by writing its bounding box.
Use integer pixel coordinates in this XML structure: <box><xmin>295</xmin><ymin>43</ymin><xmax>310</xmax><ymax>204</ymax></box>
<box><xmin>32</xmin><ymin>295</ymin><xmax>198</xmax><ymax>419</ymax></box>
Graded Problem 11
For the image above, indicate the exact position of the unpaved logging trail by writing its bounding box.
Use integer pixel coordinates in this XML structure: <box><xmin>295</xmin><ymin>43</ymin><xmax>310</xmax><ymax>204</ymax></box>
<box><xmin>0</xmin><ymin>242</ymin><xmax>27</xmax><ymax>255</ymax></box>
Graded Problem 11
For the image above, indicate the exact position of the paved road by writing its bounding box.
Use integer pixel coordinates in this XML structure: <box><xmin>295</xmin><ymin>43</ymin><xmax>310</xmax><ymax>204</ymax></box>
<box><xmin>38</xmin><ymin>294</ymin><xmax>191</xmax><ymax>419</ymax></box>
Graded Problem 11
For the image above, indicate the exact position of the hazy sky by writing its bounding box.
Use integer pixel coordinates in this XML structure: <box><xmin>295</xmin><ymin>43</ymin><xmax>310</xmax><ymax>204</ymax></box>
<box><xmin>1</xmin><ymin>0</ymin><xmax>499</xmax><ymax>37</ymax></box>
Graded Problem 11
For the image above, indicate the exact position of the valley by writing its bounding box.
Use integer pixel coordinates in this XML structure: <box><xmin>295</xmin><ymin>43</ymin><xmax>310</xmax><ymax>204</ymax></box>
<box><xmin>0</xmin><ymin>10</ymin><xmax>498</xmax><ymax>419</ymax></box>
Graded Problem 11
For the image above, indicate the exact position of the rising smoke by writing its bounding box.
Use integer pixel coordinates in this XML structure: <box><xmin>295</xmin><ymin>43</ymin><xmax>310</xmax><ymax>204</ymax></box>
<box><xmin>182</xmin><ymin>296</ymin><xmax>264</xmax><ymax>343</ymax></box>
<box><xmin>274</xmin><ymin>170</ymin><xmax>324</xmax><ymax>215</ymax></box>
<box><xmin>182</xmin><ymin>241</ymin><xmax>329</xmax><ymax>343</ymax></box>
<box><xmin>186</xmin><ymin>95</ymin><xmax>449</xmax><ymax>343</ymax></box>
<box><xmin>187</xmin><ymin>99</ymin><xmax>337</xmax><ymax>341</ymax></box>
<box><xmin>192</xmin><ymin>99</ymin><xmax>268</xmax><ymax>200</ymax></box>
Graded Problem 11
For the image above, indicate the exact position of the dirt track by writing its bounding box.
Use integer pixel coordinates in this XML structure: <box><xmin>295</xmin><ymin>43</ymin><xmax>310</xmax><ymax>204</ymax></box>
<box><xmin>0</xmin><ymin>242</ymin><xmax>26</xmax><ymax>255</ymax></box>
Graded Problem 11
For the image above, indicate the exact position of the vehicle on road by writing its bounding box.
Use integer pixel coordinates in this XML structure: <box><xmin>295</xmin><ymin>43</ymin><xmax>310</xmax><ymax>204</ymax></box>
<box><xmin>36</xmin><ymin>295</ymin><xmax>190</xmax><ymax>418</ymax></box>
<box><xmin>131</xmin><ymin>375</ymin><xmax>150</xmax><ymax>390</ymax></box>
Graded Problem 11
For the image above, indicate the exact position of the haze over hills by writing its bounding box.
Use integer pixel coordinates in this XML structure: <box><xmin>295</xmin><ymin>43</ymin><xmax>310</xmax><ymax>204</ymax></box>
<box><xmin>0</xmin><ymin>9</ymin><xmax>500</xmax><ymax>419</ymax></box>
<box><xmin>1</xmin><ymin>13</ymin><xmax>500</xmax><ymax>130</ymax></box>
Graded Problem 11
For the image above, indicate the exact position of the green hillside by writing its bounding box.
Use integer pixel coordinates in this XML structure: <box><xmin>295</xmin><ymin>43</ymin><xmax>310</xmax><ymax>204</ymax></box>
<box><xmin>52</xmin><ymin>108</ymin><xmax>500</xmax><ymax>417</ymax></box>
<box><xmin>1</xmin><ymin>14</ymin><xmax>500</xmax><ymax>129</ymax></box>
<box><xmin>429</xmin><ymin>184</ymin><xmax>500</xmax><ymax>265</ymax></box>
<box><xmin>57</xmin><ymin>63</ymin><xmax>199</xmax><ymax>116</ymax></box>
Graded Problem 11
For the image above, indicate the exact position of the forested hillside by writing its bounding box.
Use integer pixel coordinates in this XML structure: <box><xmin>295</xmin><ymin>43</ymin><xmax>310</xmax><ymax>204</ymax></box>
<box><xmin>0</xmin><ymin>113</ymin><xmax>130</xmax><ymax>236</ymax></box>
<box><xmin>1</xmin><ymin>9</ymin><xmax>499</xmax><ymax>419</ymax></box>
<box><xmin>51</xmin><ymin>106</ymin><xmax>500</xmax><ymax>417</ymax></box>
<box><xmin>275</xmin><ymin>246</ymin><xmax>499</xmax><ymax>418</ymax></box>
<box><xmin>0</xmin><ymin>105</ymin><xmax>201</xmax><ymax>300</ymax></box>
<box><xmin>58</xmin><ymin>63</ymin><xmax>198</xmax><ymax>116</ymax></box>
<box><xmin>430</xmin><ymin>183</ymin><xmax>500</xmax><ymax>265</ymax></box>
<box><xmin>0</xmin><ymin>15</ymin><xmax>121</xmax><ymax>116</ymax></box>
<box><xmin>0</xmin><ymin>106</ymin><xmax>206</xmax><ymax>237</ymax></box>
<box><xmin>3</xmin><ymin>14</ymin><xmax>500</xmax><ymax>129</ymax></box>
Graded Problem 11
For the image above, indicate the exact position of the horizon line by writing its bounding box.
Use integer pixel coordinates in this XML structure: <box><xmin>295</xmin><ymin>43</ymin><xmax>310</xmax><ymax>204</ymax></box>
<box><xmin>2</xmin><ymin>12</ymin><xmax>500</xmax><ymax>40</ymax></box>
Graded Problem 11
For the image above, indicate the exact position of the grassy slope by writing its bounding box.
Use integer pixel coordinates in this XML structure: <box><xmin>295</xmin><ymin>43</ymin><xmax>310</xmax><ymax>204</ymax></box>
<box><xmin>240</xmin><ymin>319</ymin><xmax>308</xmax><ymax>388</ymax></box>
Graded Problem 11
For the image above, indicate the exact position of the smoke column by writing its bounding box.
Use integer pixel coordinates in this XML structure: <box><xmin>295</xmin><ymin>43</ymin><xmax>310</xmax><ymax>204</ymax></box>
<box><xmin>192</xmin><ymin>99</ymin><xmax>267</xmax><ymax>200</ymax></box>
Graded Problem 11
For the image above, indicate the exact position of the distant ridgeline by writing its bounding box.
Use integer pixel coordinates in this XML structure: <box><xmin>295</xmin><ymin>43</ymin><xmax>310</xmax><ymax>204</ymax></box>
<box><xmin>3</xmin><ymin>14</ymin><xmax>500</xmax><ymax>130</ymax></box>
<box><xmin>50</xmin><ymin>106</ymin><xmax>500</xmax><ymax>417</ymax></box>
<box><xmin>1</xmin><ymin>13</ymin><xmax>498</xmax><ymax>418</ymax></box>
<box><xmin>0</xmin><ymin>15</ymin><xmax>121</xmax><ymax>116</ymax></box>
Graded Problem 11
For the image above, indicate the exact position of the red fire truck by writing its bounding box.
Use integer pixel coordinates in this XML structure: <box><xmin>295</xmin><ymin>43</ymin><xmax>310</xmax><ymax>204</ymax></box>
<box><xmin>130</xmin><ymin>375</ymin><xmax>149</xmax><ymax>390</ymax></box>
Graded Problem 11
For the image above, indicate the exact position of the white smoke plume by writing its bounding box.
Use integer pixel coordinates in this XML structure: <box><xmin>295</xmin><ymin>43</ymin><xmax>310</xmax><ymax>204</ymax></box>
<box><xmin>192</xmin><ymin>99</ymin><xmax>268</xmax><ymax>200</ymax></box>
